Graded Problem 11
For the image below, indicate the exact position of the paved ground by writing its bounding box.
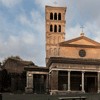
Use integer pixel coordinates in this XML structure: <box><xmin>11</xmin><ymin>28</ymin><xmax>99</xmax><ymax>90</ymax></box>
<box><xmin>1</xmin><ymin>93</ymin><xmax>100</xmax><ymax>100</ymax></box>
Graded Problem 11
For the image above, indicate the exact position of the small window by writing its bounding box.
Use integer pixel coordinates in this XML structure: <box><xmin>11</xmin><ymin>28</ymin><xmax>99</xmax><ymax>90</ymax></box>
<box><xmin>58</xmin><ymin>25</ymin><xmax>61</xmax><ymax>32</ymax></box>
<box><xmin>54</xmin><ymin>13</ymin><xmax>57</xmax><ymax>20</ymax></box>
<box><xmin>54</xmin><ymin>25</ymin><xmax>57</xmax><ymax>32</ymax></box>
<box><xmin>50</xmin><ymin>13</ymin><xmax>53</xmax><ymax>20</ymax></box>
<box><xmin>58</xmin><ymin>13</ymin><xmax>61</xmax><ymax>20</ymax></box>
<box><xmin>50</xmin><ymin>25</ymin><xmax>53</xmax><ymax>32</ymax></box>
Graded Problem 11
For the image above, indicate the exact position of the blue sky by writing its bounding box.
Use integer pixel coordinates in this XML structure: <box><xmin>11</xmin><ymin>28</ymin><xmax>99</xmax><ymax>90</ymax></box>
<box><xmin>0</xmin><ymin>0</ymin><xmax>100</xmax><ymax>66</ymax></box>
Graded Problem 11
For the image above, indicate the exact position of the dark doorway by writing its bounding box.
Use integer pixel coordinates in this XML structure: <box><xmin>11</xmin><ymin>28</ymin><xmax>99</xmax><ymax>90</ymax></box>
<box><xmin>85</xmin><ymin>72</ymin><xmax>97</xmax><ymax>93</ymax></box>
<box><xmin>33</xmin><ymin>74</ymin><xmax>46</xmax><ymax>94</ymax></box>
<box><xmin>58</xmin><ymin>71</ymin><xmax>68</xmax><ymax>90</ymax></box>
<box><xmin>71</xmin><ymin>71</ymin><xmax>81</xmax><ymax>91</ymax></box>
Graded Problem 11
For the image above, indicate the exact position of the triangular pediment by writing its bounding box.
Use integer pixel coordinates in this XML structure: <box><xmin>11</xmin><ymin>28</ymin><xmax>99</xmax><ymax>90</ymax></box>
<box><xmin>59</xmin><ymin>35</ymin><xmax>100</xmax><ymax>46</ymax></box>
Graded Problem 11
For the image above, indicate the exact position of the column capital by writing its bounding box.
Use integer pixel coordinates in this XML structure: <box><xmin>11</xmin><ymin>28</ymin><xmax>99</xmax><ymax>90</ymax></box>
<box><xmin>68</xmin><ymin>70</ymin><xmax>71</xmax><ymax>72</ymax></box>
<box><xmin>82</xmin><ymin>71</ymin><xmax>85</xmax><ymax>73</ymax></box>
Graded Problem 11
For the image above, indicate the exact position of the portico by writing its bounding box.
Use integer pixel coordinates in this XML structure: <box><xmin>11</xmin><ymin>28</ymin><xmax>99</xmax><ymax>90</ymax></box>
<box><xmin>47</xmin><ymin>57</ymin><xmax>100</xmax><ymax>94</ymax></box>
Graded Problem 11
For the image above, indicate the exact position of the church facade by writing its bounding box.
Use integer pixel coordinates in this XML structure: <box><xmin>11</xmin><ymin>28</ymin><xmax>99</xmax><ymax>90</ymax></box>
<box><xmin>25</xmin><ymin>5</ymin><xmax>100</xmax><ymax>94</ymax></box>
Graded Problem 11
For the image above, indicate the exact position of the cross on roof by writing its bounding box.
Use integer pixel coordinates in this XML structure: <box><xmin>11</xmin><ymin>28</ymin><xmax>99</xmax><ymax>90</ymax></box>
<box><xmin>54</xmin><ymin>1</ymin><xmax>57</xmax><ymax>5</ymax></box>
<box><xmin>80</xmin><ymin>26</ymin><xmax>84</xmax><ymax>33</ymax></box>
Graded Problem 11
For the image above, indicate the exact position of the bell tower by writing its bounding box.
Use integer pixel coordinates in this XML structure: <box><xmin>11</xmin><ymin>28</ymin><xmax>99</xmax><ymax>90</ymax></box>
<box><xmin>45</xmin><ymin>6</ymin><xmax>67</xmax><ymax>63</ymax></box>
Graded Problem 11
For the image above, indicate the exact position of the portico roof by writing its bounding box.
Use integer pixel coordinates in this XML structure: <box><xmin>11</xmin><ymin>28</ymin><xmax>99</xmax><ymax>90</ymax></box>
<box><xmin>47</xmin><ymin>57</ymin><xmax>100</xmax><ymax>67</ymax></box>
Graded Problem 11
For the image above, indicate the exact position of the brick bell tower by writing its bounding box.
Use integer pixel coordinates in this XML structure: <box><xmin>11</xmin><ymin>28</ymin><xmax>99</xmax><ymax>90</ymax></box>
<box><xmin>45</xmin><ymin>6</ymin><xmax>67</xmax><ymax>64</ymax></box>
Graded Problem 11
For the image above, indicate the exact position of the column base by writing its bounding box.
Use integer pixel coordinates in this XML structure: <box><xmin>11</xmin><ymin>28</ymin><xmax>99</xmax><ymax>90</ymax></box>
<box><xmin>50</xmin><ymin>90</ymin><xmax>58</xmax><ymax>95</ymax></box>
<box><xmin>98</xmin><ymin>90</ymin><xmax>100</xmax><ymax>93</ymax></box>
<box><xmin>81</xmin><ymin>90</ymin><xmax>85</xmax><ymax>93</ymax></box>
<box><xmin>67</xmin><ymin>90</ymin><xmax>71</xmax><ymax>92</ymax></box>
<box><xmin>25</xmin><ymin>87</ymin><xmax>33</xmax><ymax>93</ymax></box>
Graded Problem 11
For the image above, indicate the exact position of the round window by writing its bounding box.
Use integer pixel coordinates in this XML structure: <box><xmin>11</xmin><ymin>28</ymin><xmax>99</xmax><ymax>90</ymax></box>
<box><xmin>79</xmin><ymin>49</ymin><xmax>86</xmax><ymax>57</ymax></box>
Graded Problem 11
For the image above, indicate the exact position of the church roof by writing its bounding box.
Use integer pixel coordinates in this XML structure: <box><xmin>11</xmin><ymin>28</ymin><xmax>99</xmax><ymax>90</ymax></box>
<box><xmin>59</xmin><ymin>35</ymin><xmax>100</xmax><ymax>48</ymax></box>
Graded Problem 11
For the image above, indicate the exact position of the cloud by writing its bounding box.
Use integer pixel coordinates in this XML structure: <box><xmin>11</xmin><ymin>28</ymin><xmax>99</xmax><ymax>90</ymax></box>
<box><xmin>18</xmin><ymin>14</ymin><xmax>32</xmax><ymax>27</ymax></box>
<box><xmin>34</xmin><ymin>0</ymin><xmax>67</xmax><ymax>9</ymax></box>
<box><xmin>65</xmin><ymin>0</ymin><xmax>100</xmax><ymax>43</ymax></box>
<box><xmin>66</xmin><ymin>24</ymin><xmax>81</xmax><ymax>40</ymax></box>
<box><xmin>1</xmin><ymin>0</ymin><xmax>100</xmax><ymax>67</ymax></box>
<box><xmin>66</xmin><ymin>0</ymin><xmax>100</xmax><ymax>25</ymax></box>
<box><xmin>0</xmin><ymin>8</ymin><xmax>46</xmax><ymax>66</ymax></box>
<box><xmin>0</xmin><ymin>31</ymin><xmax>36</xmax><ymax>62</ymax></box>
<box><xmin>66</xmin><ymin>16</ymin><xmax>100</xmax><ymax>43</ymax></box>
<box><xmin>0</xmin><ymin>0</ymin><xmax>22</xmax><ymax>8</ymax></box>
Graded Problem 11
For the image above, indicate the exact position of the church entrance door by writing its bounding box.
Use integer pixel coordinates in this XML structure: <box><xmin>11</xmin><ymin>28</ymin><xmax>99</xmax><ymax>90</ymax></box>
<box><xmin>85</xmin><ymin>72</ymin><xmax>97</xmax><ymax>93</ymax></box>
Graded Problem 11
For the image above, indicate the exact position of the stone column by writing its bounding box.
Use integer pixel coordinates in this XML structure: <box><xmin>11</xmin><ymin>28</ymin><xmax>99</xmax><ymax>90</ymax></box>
<box><xmin>82</xmin><ymin>71</ymin><xmax>85</xmax><ymax>92</ymax></box>
<box><xmin>68</xmin><ymin>71</ymin><xmax>71</xmax><ymax>91</ymax></box>
<box><xmin>25</xmin><ymin>72</ymin><xmax>33</xmax><ymax>93</ymax></box>
<box><xmin>98</xmin><ymin>72</ymin><xmax>100</xmax><ymax>93</ymax></box>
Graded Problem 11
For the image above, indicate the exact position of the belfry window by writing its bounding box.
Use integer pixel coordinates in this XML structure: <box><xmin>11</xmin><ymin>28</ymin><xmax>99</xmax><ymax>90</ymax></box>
<box><xmin>58</xmin><ymin>13</ymin><xmax>61</xmax><ymax>20</ymax></box>
<box><xmin>54</xmin><ymin>25</ymin><xmax>57</xmax><ymax>32</ymax></box>
<box><xmin>50</xmin><ymin>25</ymin><xmax>53</xmax><ymax>32</ymax></box>
<box><xmin>50</xmin><ymin>13</ymin><xmax>53</xmax><ymax>20</ymax></box>
<box><xmin>58</xmin><ymin>25</ymin><xmax>61</xmax><ymax>32</ymax></box>
<box><xmin>54</xmin><ymin>13</ymin><xmax>57</xmax><ymax>20</ymax></box>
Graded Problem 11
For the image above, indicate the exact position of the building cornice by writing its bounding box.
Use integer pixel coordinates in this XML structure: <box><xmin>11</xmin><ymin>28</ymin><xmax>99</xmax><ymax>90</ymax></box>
<box><xmin>59</xmin><ymin>44</ymin><xmax>100</xmax><ymax>48</ymax></box>
<box><xmin>47</xmin><ymin>57</ymin><xmax>100</xmax><ymax>67</ymax></box>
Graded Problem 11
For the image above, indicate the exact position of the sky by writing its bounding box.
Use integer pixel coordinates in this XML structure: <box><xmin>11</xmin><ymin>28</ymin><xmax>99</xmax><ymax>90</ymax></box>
<box><xmin>0</xmin><ymin>0</ymin><xmax>100</xmax><ymax>66</ymax></box>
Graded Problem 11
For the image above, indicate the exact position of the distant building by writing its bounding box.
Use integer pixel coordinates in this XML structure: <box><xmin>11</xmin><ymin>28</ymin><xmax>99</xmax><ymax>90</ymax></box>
<box><xmin>1</xmin><ymin>56</ymin><xmax>34</xmax><ymax>92</ymax></box>
<box><xmin>25</xmin><ymin>5</ymin><xmax>100</xmax><ymax>95</ymax></box>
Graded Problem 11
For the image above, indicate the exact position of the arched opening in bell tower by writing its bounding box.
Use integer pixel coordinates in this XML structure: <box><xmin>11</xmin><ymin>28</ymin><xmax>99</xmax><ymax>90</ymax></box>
<box><xmin>58</xmin><ymin>13</ymin><xmax>61</xmax><ymax>20</ymax></box>
<box><xmin>50</xmin><ymin>13</ymin><xmax>53</xmax><ymax>20</ymax></box>
<box><xmin>54</xmin><ymin>13</ymin><xmax>57</xmax><ymax>20</ymax></box>
<box><xmin>50</xmin><ymin>25</ymin><xmax>53</xmax><ymax>32</ymax></box>
<box><xmin>54</xmin><ymin>25</ymin><xmax>57</xmax><ymax>32</ymax></box>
